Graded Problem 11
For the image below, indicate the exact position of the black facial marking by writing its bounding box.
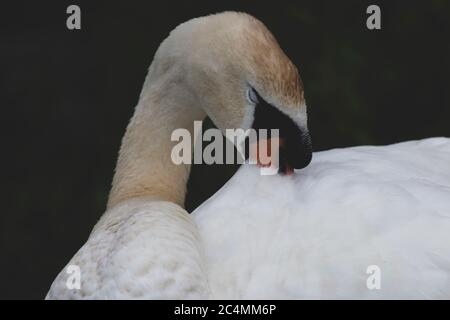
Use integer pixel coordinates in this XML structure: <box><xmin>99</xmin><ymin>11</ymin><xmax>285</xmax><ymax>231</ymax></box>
<box><xmin>249</xmin><ymin>91</ymin><xmax>312</xmax><ymax>173</ymax></box>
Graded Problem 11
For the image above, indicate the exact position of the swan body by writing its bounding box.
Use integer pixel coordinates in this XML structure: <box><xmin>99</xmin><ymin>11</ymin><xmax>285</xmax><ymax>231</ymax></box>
<box><xmin>194</xmin><ymin>137</ymin><xmax>450</xmax><ymax>299</ymax></box>
<box><xmin>46</xmin><ymin>12</ymin><xmax>450</xmax><ymax>299</ymax></box>
<box><xmin>47</xmin><ymin>138</ymin><xmax>450</xmax><ymax>299</ymax></box>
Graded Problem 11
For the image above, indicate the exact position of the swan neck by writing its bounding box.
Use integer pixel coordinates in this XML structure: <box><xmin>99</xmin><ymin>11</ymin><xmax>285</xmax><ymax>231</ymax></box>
<box><xmin>107</xmin><ymin>77</ymin><xmax>205</xmax><ymax>209</ymax></box>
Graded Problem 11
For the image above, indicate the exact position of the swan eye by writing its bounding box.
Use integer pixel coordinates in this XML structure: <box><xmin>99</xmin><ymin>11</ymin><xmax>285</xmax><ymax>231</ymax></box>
<box><xmin>246</xmin><ymin>88</ymin><xmax>258</xmax><ymax>105</ymax></box>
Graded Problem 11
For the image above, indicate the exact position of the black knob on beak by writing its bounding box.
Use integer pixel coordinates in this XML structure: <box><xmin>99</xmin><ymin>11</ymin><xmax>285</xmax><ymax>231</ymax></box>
<box><xmin>286</xmin><ymin>131</ymin><xmax>312</xmax><ymax>169</ymax></box>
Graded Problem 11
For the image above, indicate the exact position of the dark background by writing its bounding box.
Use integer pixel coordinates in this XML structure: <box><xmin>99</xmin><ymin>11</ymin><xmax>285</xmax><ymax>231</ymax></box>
<box><xmin>1</xmin><ymin>0</ymin><xmax>449</xmax><ymax>299</ymax></box>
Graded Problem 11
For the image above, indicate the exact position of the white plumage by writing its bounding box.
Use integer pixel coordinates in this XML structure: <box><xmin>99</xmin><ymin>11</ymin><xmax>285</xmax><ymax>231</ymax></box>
<box><xmin>47</xmin><ymin>137</ymin><xmax>450</xmax><ymax>299</ymax></box>
<box><xmin>194</xmin><ymin>137</ymin><xmax>450</xmax><ymax>299</ymax></box>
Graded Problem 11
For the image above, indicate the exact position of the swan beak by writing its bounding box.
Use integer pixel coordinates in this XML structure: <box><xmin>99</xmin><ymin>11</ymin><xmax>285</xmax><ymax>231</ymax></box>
<box><xmin>250</xmin><ymin>131</ymin><xmax>312</xmax><ymax>175</ymax></box>
<box><xmin>281</xmin><ymin>130</ymin><xmax>312</xmax><ymax>173</ymax></box>
<box><xmin>251</xmin><ymin>99</ymin><xmax>313</xmax><ymax>175</ymax></box>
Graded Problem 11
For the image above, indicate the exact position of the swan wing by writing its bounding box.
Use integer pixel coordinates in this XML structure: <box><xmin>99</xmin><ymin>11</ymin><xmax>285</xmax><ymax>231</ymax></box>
<box><xmin>193</xmin><ymin>137</ymin><xmax>450</xmax><ymax>299</ymax></box>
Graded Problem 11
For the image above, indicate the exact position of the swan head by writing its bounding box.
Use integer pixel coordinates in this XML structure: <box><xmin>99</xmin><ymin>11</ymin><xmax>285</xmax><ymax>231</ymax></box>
<box><xmin>153</xmin><ymin>12</ymin><xmax>312</xmax><ymax>173</ymax></box>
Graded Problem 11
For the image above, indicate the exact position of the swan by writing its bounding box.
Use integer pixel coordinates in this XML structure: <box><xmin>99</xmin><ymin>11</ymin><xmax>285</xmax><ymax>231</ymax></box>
<box><xmin>46</xmin><ymin>12</ymin><xmax>450</xmax><ymax>299</ymax></box>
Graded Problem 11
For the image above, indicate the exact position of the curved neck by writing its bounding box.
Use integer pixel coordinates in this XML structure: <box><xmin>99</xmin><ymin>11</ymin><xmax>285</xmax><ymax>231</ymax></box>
<box><xmin>107</xmin><ymin>72</ymin><xmax>206</xmax><ymax>209</ymax></box>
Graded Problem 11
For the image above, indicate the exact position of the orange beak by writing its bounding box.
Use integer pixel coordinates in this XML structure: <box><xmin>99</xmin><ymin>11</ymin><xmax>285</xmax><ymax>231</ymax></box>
<box><xmin>249</xmin><ymin>137</ymin><xmax>294</xmax><ymax>175</ymax></box>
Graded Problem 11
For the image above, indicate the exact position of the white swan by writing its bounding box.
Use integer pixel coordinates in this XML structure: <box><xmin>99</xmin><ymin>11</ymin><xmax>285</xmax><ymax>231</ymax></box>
<box><xmin>46</xmin><ymin>12</ymin><xmax>450</xmax><ymax>299</ymax></box>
